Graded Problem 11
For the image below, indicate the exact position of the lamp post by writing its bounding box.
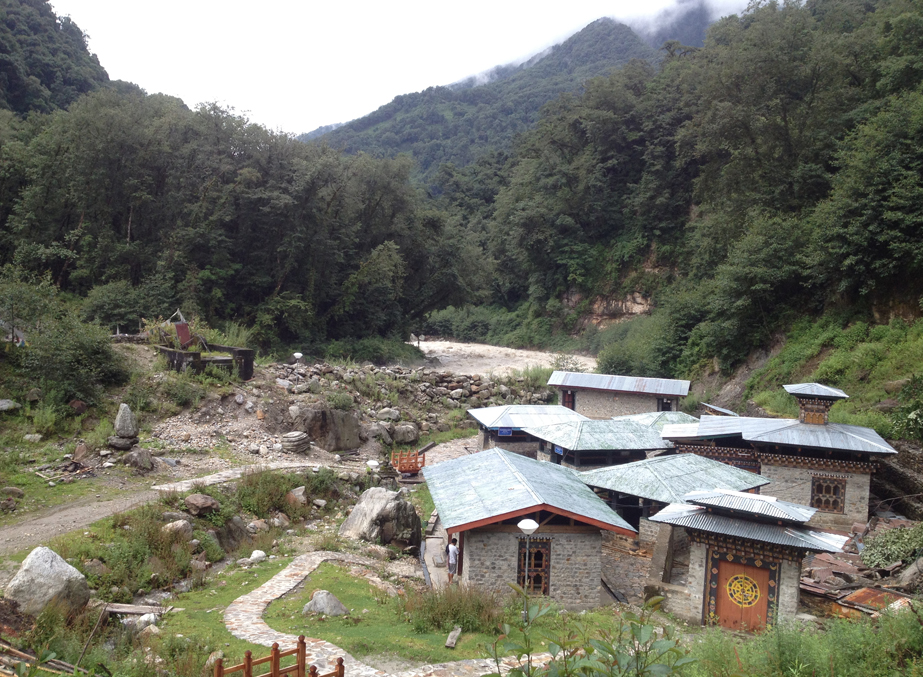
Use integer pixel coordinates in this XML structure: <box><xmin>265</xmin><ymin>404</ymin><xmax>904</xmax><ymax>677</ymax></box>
<box><xmin>517</xmin><ymin>518</ymin><xmax>539</xmax><ymax>623</ymax></box>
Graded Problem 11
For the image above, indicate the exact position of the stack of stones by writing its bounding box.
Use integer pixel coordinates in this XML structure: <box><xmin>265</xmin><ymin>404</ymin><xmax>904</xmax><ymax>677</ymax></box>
<box><xmin>281</xmin><ymin>431</ymin><xmax>310</xmax><ymax>454</ymax></box>
<box><xmin>108</xmin><ymin>403</ymin><xmax>140</xmax><ymax>450</ymax></box>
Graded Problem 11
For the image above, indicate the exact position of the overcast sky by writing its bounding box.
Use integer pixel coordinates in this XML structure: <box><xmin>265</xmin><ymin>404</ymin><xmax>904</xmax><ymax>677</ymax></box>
<box><xmin>49</xmin><ymin>1</ymin><xmax>743</xmax><ymax>136</ymax></box>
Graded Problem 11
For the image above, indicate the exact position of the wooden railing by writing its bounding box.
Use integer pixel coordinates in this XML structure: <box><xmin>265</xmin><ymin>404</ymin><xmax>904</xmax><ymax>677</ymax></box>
<box><xmin>213</xmin><ymin>637</ymin><xmax>345</xmax><ymax>677</ymax></box>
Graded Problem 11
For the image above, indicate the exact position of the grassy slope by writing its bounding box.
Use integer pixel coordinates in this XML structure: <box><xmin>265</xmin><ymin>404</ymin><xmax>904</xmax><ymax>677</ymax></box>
<box><xmin>743</xmin><ymin>314</ymin><xmax>923</xmax><ymax>437</ymax></box>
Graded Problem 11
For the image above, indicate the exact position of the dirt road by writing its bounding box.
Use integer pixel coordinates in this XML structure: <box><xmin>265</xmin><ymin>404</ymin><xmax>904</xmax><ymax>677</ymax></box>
<box><xmin>416</xmin><ymin>340</ymin><xmax>595</xmax><ymax>376</ymax></box>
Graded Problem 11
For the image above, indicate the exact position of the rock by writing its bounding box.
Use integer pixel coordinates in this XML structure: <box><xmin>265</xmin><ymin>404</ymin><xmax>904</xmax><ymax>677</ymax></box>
<box><xmin>122</xmin><ymin>448</ymin><xmax>153</xmax><ymax>472</ymax></box>
<box><xmin>259</xmin><ymin>445</ymin><xmax>269</xmax><ymax>455</ymax></box>
<box><xmin>0</xmin><ymin>399</ymin><xmax>22</xmax><ymax>412</ymax></box>
<box><xmin>449</xmin><ymin>389</ymin><xmax>465</xmax><ymax>400</ymax></box>
<box><xmin>376</xmin><ymin>408</ymin><xmax>401</xmax><ymax>421</ymax></box>
<box><xmin>23</xmin><ymin>434</ymin><xmax>42</xmax><ymax>443</ymax></box>
<box><xmin>135</xmin><ymin>613</ymin><xmax>158</xmax><ymax>630</ymax></box>
<box><xmin>102</xmin><ymin>462</ymin><xmax>115</xmax><ymax>468</ymax></box>
<box><xmin>365</xmin><ymin>423</ymin><xmax>392</xmax><ymax>445</ymax></box>
<box><xmin>364</xmin><ymin>544</ymin><xmax>392</xmax><ymax>561</ymax></box>
<box><xmin>215</xmin><ymin>516</ymin><xmax>250</xmax><ymax>551</ymax></box>
<box><xmin>190</xmin><ymin>559</ymin><xmax>209</xmax><ymax>571</ymax></box>
<box><xmin>236</xmin><ymin>558</ymin><xmax>252</xmax><ymax>567</ymax></box>
<box><xmin>249</xmin><ymin>444</ymin><xmax>261</xmax><ymax>454</ymax></box>
<box><xmin>288</xmin><ymin>405</ymin><xmax>301</xmax><ymax>420</ymax></box>
<box><xmin>287</xmin><ymin>486</ymin><xmax>307</xmax><ymax>506</ymax></box>
<box><xmin>162</xmin><ymin>511</ymin><xmax>190</xmax><ymax>522</ymax></box>
<box><xmin>249</xmin><ymin>550</ymin><xmax>267</xmax><ymax>564</ymax></box>
<box><xmin>2</xmin><ymin>487</ymin><xmax>24</xmax><ymax>498</ymax></box>
<box><xmin>273</xmin><ymin>443</ymin><xmax>283</xmax><ymax>452</ymax></box>
<box><xmin>185</xmin><ymin>493</ymin><xmax>220</xmax><ymax>516</ymax></box>
<box><xmin>82</xmin><ymin>559</ymin><xmax>111</xmax><ymax>578</ymax></box>
<box><xmin>281</xmin><ymin>431</ymin><xmax>310</xmax><ymax>454</ymax></box>
<box><xmin>366</xmin><ymin>460</ymin><xmax>380</xmax><ymax>471</ymax></box>
<box><xmin>181</xmin><ymin>432</ymin><xmax>192</xmax><ymax>442</ymax></box>
<box><xmin>392</xmin><ymin>423</ymin><xmax>419</xmax><ymax>445</ymax></box>
<box><xmin>73</xmin><ymin>443</ymin><xmax>89</xmax><ymax>463</ymax></box>
<box><xmin>5</xmin><ymin>547</ymin><xmax>90</xmax><ymax>616</ymax></box>
<box><xmin>313</xmin><ymin>499</ymin><xmax>327</xmax><ymax>509</ymax></box>
<box><xmin>235</xmin><ymin>394</ymin><xmax>245</xmax><ymax>405</ymax></box>
<box><xmin>338</xmin><ymin>487</ymin><xmax>422</xmax><ymax>548</ymax></box>
<box><xmin>302</xmin><ymin>590</ymin><xmax>348</xmax><ymax>616</ymax></box>
<box><xmin>205</xmin><ymin>651</ymin><xmax>224</xmax><ymax>669</ymax></box>
<box><xmin>247</xmin><ymin>519</ymin><xmax>269</xmax><ymax>533</ymax></box>
<box><xmin>137</xmin><ymin>624</ymin><xmax>160</xmax><ymax>643</ymax></box>
<box><xmin>107</xmin><ymin>436</ymin><xmax>138</xmax><ymax>450</ymax></box>
<box><xmin>162</xmin><ymin>520</ymin><xmax>194</xmax><ymax>540</ymax></box>
<box><xmin>26</xmin><ymin>388</ymin><xmax>42</xmax><ymax>402</ymax></box>
<box><xmin>899</xmin><ymin>556</ymin><xmax>923</xmax><ymax>591</ymax></box>
<box><xmin>114</xmin><ymin>403</ymin><xmax>139</xmax><ymax>438</ymax></box>
<box><xmin>271</xmin><ymin>513</ymin><xmax>290</xmax><ymax>528</ymax></box>
<box><xmin>276</xmin><ymin>379</ymin><xmax>293</xmax><ymax>391</ymax></box>
<box><xmin>0</xmin><ymin>498</ymin><xmax>16</xmax><ymax>512</ymax></box>
<box><xmin>284</xmin><ymin>407</ymin><xmax>361</xmax><ymax>452</ymax></box>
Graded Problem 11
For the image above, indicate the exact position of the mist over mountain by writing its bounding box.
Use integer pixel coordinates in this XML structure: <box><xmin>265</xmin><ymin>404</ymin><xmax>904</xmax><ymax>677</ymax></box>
<box><xmin>299</xmin><ymin>18</ymin><xmax>659</xmax><ymax>179</ymax></box>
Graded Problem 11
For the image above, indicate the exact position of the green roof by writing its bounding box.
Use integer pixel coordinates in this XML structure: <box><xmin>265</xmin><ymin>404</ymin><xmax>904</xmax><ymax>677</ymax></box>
<box><xmin>421</xmin><ymin>448</ymin><xmax>635</xmax><ymax>534</ymax></box>
<box><xmin>579</xmin><ymin>454</ymin><xmax>769</xmax><ymax>504</ymax></box>
<box><xmin>610</xmin><ymin>411</ymin><xmax>699</xmax><ymax>432</ymax></box>
<box><xmin>521</xmin><ymin>419</ymin><xmax>667</xmax><ymax>451</ymax></box>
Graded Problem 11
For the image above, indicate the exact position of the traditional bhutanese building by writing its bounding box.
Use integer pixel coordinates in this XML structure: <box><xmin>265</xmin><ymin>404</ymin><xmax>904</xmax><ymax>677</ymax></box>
<box><xmin>422</xmin><ymin>447</ymin><xmax>636</xmax><ymax>610</ymax></box>
<box><xmin>661</xmin><ymin>383</ymin><xmax>897</xmax><ymax>530</ymax></box>
<box><xmin>649</xmin><ymin>490</ymin><xmax>848</xmax><ymax>631</ymax></box>
<box><xmin>548</xmin><ymin>371</ymin><xmax>691</xmax><ymax>419</ymax></box>
<box><xmin>524</xmin><ymin>419</ymin><xmax>667</xmax><ymax>469</ymax></box>
<box><xmin>467</xmin><ymin>404</ymin><xmax>588</xmax><ymax>455</ymax></box>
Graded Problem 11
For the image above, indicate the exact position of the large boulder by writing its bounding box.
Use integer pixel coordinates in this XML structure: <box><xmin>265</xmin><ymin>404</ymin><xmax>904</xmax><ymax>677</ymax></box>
<box><xmin>185</xmin><ymin>493</ymin><xmax>220</xmax><ymax>516</ymax></box>
<box><xmin>162</xmin><ymin>520</ymin><xmax>194</xmax><ymax>540</ymax></box>
<box><xmin>122</xmin><ymin>447</ymin><xmax>153</xmax><ymax>471</ymax></box>
<box><xmin>214</xmin><ymin>516</ymin><xmax>250</xmax><ymax>551</ymax></box>
<box><xmin>338</xmin><ymin>487</ymin><xmax>421</xmax><ymax>548</ymax></box>
<box><xmin>392</xmin><ymin>423</ymin><xmax>419</xmax><ymax>445</ymax></box>
<box><xmin>5</xmin><ymin>547</ymin><xmax>90</xmax><ymax>616</ymax></box>
<box><xmin>274</xmin><ymin>406</ymin><xmax>361</xmax><ymax>452</ymax></box>
<box><xmin>114</xmin><ymin>403</ymin><xmax>139</xmax><ymax>438</ymax></box>
<box><xmin>302</xmin><ymin>590</ymin><xmax>348</xmax><ymax>616</ymax></box>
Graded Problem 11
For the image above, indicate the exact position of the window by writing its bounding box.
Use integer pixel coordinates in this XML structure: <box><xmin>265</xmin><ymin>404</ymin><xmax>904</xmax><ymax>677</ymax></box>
<box><xmin>811</xmin><ymin>475</ymin><xmax>847</xmax><ymax>513</ymax></box>
<box><xmin>518</xmin><ymin>538</ymin><xmax>551</xmax><ymax>595</ymax></box>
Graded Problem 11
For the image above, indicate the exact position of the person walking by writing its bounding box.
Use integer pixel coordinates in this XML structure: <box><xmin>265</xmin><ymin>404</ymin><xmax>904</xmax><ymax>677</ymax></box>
<box><xmin>447</xmin><ymin>537</ymin><xmax>459</xmax><ymax>585</ymax></box>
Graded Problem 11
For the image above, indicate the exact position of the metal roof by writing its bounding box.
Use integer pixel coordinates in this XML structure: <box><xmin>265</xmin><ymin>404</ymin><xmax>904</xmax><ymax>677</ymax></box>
<box><xmin>611</xmin><ymin>411</ymin><xmax>699</xmax><ymax>432</ymax></box>
<box><xmin>784</xmin><ymin>383</ymin><xmax>849</xmax><ymax>400</ymax></box>
<box><xmin>421</xmin><ymin>448</ymin><xmax>635</xmax><ymax>533</ymax></box>
<box><xmin>682</xmin><ymin>489</ymin><xmax>816</xmax><ymax>522</ymax></box>
<box><xmin>702</xmin><ymin>403</ymin><xmax>739</xmax><ymax>417</ymax></box>
<box><xmin>662</xmin><ymin>415</ymin><xmax>896</xmax><ymax>455</ymax></box>
<box><xmin>467</xmin><ymin>405</ymin><xmax>589</xmax><ymax>430</ymax></box>
<box><xmin>521</xmin><ymin>419</ymin><xmax>668</xmax><ymax>451</ymax></box>
<box><xmin>547</xmin><ymin>371</ymin><xmax>690</xmax><ymax>397</ymax></box>
<box><xmin>579</xmin><ymin>455</ymin><xmax>769</xmax><ymax>504</ymax></box>
<box><xmin>650</xmin><ymin>503</ymin><xmax>848</xmax><ymax>553</ymax></box>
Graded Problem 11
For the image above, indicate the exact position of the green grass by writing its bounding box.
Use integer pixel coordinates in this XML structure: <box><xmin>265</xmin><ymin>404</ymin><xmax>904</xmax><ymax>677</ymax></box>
<box><xmin>263</xmin><ymin>562</ymin><xmax>496</xmax><ymax>663</ymax></box>
<box><xmin>745</xmin><ymin>314</ymin><xmax>923</xmax><ymax>437</ymax></box>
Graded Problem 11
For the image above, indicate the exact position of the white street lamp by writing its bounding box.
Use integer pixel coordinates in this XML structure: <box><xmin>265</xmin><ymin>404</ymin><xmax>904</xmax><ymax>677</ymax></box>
<box><xmin>517</xmin><ymin>518</ymin><xmax>539</xmax><ymax>622</ymax></box>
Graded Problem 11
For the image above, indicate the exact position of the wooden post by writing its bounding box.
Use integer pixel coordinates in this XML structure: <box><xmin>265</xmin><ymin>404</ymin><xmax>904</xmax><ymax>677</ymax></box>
<box><xmin>214</xmin><ymin>657</ymin><xmax>224</xmax><ymax>677</ymax></box>
<box><xmin>308</xmin><ymin>667</ymin><xmax>317</xmax><ymax>677</ymax></box>
<box><xmin>271</xmin><ymin>643</ymin><xmax>280</xmax><ymax>677</ymax></box>
<box><xmin>244</xmin><ymin>651</ymin><xmax>253</xmax><ymax>677</ymax></box>
<box><xmin>334</xmin><ymin>657</ymin><xmax>344</xmax><ymax>677</ymax></box>
<box><xmin>297</xmin><ymin>636</ymin><xmax>306</xmax><ymax>677</ymax></box>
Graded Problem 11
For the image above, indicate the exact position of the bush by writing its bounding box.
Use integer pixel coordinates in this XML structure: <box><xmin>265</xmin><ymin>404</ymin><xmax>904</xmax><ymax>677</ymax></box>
<box><xmin>324</xmin><ymin>337</ymin><xmax>423</xmax><ymax>365</ymax></box>
<box><xmin>395</xmin><ymin>584</ymin><xmax>504</xmax><ymax>634</ymax></box>
<box><xmin>81</xmin><ymin>280</ymin><xmax>144</xmax><ymax>332</ymax></box>
<box><xmin>326</xmin><ymin>391</ymin><xmax>354</xmax><ymax>410</ymax></box>
<box><xmin>861</xmin><ymin>522</ymin><xmax>923</xmax><ymax>568</ymax></box>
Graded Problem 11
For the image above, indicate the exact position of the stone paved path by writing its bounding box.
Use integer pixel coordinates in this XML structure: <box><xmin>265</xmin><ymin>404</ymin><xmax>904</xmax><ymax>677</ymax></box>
<box><xmin>223</xmin><ymin>550</ymin><xmax>551</xmax><ymax>677</ymax></box>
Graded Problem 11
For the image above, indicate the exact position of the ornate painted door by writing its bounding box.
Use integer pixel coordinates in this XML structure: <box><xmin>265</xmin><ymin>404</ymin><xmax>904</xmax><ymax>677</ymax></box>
<box><xmin>715</xmin><ymin>560</ymin><xmax>770</xmax><ymax>631</ymax></box>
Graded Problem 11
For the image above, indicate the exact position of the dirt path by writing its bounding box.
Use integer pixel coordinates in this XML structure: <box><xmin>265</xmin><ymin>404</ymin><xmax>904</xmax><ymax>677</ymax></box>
<box><xmin>416</xmin><ymin>340</ymin><xmax>595</xmax><ymax>376</ymax></box>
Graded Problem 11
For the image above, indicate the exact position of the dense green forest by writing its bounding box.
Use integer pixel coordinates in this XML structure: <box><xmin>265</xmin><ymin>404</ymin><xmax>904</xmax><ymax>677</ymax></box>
<box><xmin>4</xmin><ymin>0</ymin><xmax>923</xmax><ymax>395</ymax></box>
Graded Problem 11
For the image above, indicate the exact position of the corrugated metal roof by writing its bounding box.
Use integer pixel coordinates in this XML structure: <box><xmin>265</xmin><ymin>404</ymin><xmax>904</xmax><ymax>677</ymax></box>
<box><xmin>547</xmin><ymin>371</ymin><xmax>690</xmax><ymax>397</ymax></box>
<box><xmin>784</xmin><ymin>383</ymin><xmax>849</xmax><ymax>400</ymax></box>
<box><xmin>662</xmin><ymin>415</ymin><xmax>896</xmax><ymax>455</ymax></box>
<box><xmin>682</xmin><ymin>489</ymin><xmax>816</xmax><ymax>522</ymax></box>
<box><xmin>611</xmin><ymin>411</ymin><xmax>699</xmax><ymax>431</ymax></box>
<box><xmin>421</xmin><ymin>448</ymin><xmax>635</xmax><ymax>533</ymax></box>
<box><xmin>467</xmin><ymin>405</ymin><xmax>589</xmax><ymax>430</ymax></box>
<box><xmin>521</xmin><ymin>420</ymin><xmax>668</xmax><ymax>451</ymax></box>
<box><xmin>702</xmin><ymin>403</ymin><xmax>739</xmax><ymax>417</ymax></box>
<box><xmin>650</xmin><ymin>504</ymin><xmax>848</xmax><ymax>553</ymax></box>
<box><xmin>579</xmin><ymin>455</ymin><xmax>769</xmax><ymax>504</ymax></box>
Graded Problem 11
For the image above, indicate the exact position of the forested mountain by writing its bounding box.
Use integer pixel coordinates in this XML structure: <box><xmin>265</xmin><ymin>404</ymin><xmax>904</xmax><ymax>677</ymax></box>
<box><xmin>0</xmin><ymin>0</ymin><xmax>108</xmax><ymax>114</ymax></box>
<box><xmin>5</xmin><ymin>0</ymin><xmax>923</xmax><ymax>407</ymax></box>
<box><xmin>301</xmin><ymin>18</ymin><xmax>659</xmax><ymax>179</ymax></box>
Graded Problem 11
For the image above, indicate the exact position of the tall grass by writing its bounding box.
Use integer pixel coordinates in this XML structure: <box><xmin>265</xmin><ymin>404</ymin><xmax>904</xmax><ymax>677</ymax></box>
<box><xmin>394</xmin><ymin>584</ymin><xmax>505</xmax><ymax>634</ymax></box>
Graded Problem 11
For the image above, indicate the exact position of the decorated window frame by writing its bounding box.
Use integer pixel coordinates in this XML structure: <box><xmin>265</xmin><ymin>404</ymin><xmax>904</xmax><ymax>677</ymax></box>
<box><xmin>810</xmin><ymin>474</ymin><xmax>847</xmax><ymax>514</ymax></box>
<box><xmin>517</xmin><ymin>537</ymin><xmax>551</xmax><ymax>595</ymax></box>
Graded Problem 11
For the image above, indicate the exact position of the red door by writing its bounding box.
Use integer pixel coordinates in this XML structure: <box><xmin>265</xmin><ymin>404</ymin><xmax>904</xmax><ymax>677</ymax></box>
<box><xmin>715</xmin><ymin>560</ymin><xmax>770</xmax><ymax>631</ymax></box>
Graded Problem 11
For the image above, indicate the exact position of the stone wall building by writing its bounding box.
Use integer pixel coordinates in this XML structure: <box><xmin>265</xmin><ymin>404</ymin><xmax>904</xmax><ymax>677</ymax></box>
<box><xmin>662</xmin><ymin>383</ymin><xmax>897</xmax><ymax>530</ymax></box>
<box><xmin>525</xmin><ymin>419</ymin><xmax>667</xmax><ymax>469</ymax></box>
<box><xmin>422</xmin><ymin>447</ymin><xmax>636</xmax><ymax>610</ymax></box>
<box><xmin>648</xmin><ymin>490</ymin><xmax>848</xmax><ymax>631</ymax></box>
<box><xmin>548</xmin><ymin>372</ymin><xmax>690</xmax><ymax>419</ymax></box>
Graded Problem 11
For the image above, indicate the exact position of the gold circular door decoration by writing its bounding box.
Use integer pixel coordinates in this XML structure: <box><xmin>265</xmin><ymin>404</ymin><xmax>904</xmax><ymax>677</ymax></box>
<box><xmin>726</xmin><ymin>574</ymin><xmax>760</xmax><ymax>607</ymax></box>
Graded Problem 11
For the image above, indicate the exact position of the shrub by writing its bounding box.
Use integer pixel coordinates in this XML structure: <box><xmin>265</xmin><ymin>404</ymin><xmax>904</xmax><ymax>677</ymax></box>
<box><xmin>395</xmin><ymin>584</ymin><xmax>503</xmax><ymax>634</ymax></box>
<box><xmin>234</xmin><ymin>470</ymin><xmax>300</xmax><ymax>517</ymax></box>
<box><xmin>162</xmin><ymin>371</ymin><xmax>205</xmax><ymax>408</ymax></box>
<box><xmin>326</xmin><ymin>391</ymin><xmax>354</xmax><ymax>411</ymax></box>
<box><xmin>81</xmin><ymin>280</ymin><xmax>144</xmax><ymax>332</ymax></box>
<box><xmin>324</xmin><ymin>337</ymin><xmax>423</xmax><ymax>365</ymax></box>
<box><xmin>861</xmin><ymin>522</ymin><xmax>923</xmax><ymax>568</ymax></box>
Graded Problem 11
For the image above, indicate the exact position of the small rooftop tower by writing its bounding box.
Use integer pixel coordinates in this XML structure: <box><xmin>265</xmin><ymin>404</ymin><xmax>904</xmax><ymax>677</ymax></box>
<box><xmin>783</xmin><ymin>383</ymin><xmax>848</xmax><ymax>425</ymax></box>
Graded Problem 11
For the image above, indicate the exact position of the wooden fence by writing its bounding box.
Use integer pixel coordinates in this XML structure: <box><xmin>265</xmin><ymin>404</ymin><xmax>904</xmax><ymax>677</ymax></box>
<box><xmin>213</xmin><ymin>637</ymin><xmax>344</xmax><ymax>677</ymax></box>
